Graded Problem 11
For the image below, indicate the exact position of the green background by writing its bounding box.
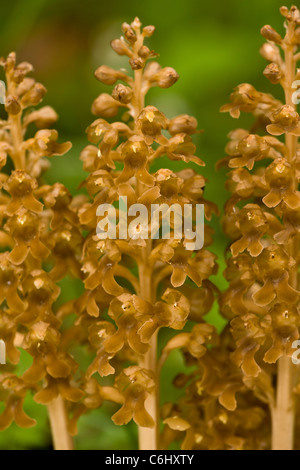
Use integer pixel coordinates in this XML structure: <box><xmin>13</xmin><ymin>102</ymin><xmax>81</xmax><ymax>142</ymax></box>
<box><xmin>0</xmin><ymin>0</ymin><xmax>290</xmax><ymax>449</ymax></box>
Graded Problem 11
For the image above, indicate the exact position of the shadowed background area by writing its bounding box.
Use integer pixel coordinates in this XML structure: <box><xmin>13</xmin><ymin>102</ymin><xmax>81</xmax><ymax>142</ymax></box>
<box><xmin>0</xmin><ymin>0</ymin><xmax>290</xmax><ymax>449</ymax></box>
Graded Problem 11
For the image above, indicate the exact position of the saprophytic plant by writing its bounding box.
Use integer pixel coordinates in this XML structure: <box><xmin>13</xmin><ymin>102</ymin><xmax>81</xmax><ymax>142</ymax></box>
<box><xmin>219</xmin><ymin>5</ymin><xmax>300</xmax><ymax>450</ymax></box>
<box><xmin>0</xmin><ymin>52</ymin><xmax>84</xmax><ymax>450</ymax></box>
<box><xmin>1</xmin><ymin>5</ymin><xmax>300</xmax><ymax>453</ymax></box>
<box><xmin>73</xmin><ymin>17</ymin><xmax>218</xmax><ymax>450</ymax></box>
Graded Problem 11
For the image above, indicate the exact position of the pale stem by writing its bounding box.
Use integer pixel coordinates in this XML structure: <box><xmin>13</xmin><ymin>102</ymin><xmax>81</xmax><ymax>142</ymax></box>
<box><xmin>272</xmin><ymin>356</ymin><xmax>295</xmax><ymax>450</ymax></box>
<box><xmin>137</xmin><ymin>235</ymin><xmax>158</xmax><ymax>450</ymax></box>
<box><xmin>6</xmin><ymin>69</ymin><xmax>70</xmax><ymax>450</ymax></box>
<box><xmin>131</xmin><ymin>30</ymin><xmax>159</xmax><ymax>450</ymax></box>
<box><xmin>271</xmin><ymin>26</ymin><xmax>298</xmax><ymax>451</ymax></box>
<box><xmin>47</xmin><ymin>396</ymin><xmax>74</xmax><ymax>451</ymax></box>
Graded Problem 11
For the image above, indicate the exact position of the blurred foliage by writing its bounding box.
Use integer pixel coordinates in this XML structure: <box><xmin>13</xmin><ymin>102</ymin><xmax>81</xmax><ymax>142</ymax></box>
<box><xmin>0</xmin><ymin>0</ymin><xmax>291</xmax><ymax>449</ymax></box>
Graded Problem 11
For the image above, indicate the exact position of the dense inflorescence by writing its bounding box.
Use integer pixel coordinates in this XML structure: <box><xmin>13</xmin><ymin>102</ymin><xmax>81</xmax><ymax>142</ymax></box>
<box><xmin>218</xmin><ymin>5</ymin><xmax>300</xmax><ymax>450</ymax></box>
<box><xmin>73</xmin><ymin>17</ymin><xmax>218</xmax><ymax>450</ymax></box>
<box><xmin>0</xmin><ymin>53</ymin><xmax>83</xmax><ymax>447</ymax></box>
<box><xmin>158</xmin><ymin>323</ymin><xmax>272</xmax><ymax>450</ymax></box>
<box><xmin>2</xmin><ymin>7</ymin><xmax>299</xmax><ymax>452</ymax></box>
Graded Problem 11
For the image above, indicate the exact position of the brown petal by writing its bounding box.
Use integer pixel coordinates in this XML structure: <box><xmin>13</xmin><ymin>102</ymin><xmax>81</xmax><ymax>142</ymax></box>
<box><xmin>276</xmin><ymin>276</ymin><xmax>299</xmax><ymax>304</ymax></box>
<box><xmin>8</xmin><ymin>242</ymin><xmax>29</xmax><ymax>265</ymax></box>
<box><xmin>112</xmin><ymin>402</ymin><xmax>134</xmax><ymax>426</ymax></box>
<box><xmin>163</xmin><ymin>416</ymin><xmax>190</xmax><ymax>431</ymax></box>
<box><xmin>133</xmin><ymin>397</ymin><xmax>155</xmax><ymax>428</ymax></box>
<box><xmin>231</xmin><ymin>236</ymin><xmax>249</xmax><ymax>257</ymax></box>
<box><xmin>266</xmin><ymin>124</ymin><xmax>285</xmax><ymax>136</ymax></box>
<box><xmin>58</xmin><ymin>381</ymin><xmax>84</xmax><ymax>402</ymax></box>
<box><xmin>0</xmin><ymin>405</ymin><xmax>14</xmax><ymax>430</ymax></box>
<box><xmin>171</xmin><ymin>267</ymin><xmax>186</xmax><ymax>287</ymax></box>
<box><xmin>263</xmin><ymin>189</ymin><xmax>282</xmax><ymax>208</ymax></box>
<box><xmin>252</xmin><ymin>279</ymin><xmax>276</xmax><ymax>307</ymax></box>
<box><xmin>30</xmin><ymin>237</ymin><xmax>50</xmax><ymax>260</ymax></box>
<box><xmin>23</xmin><ymin>357</ymin><xmax>46</xmax><ymax>383</ymax></box>
<box><xmin>283</xmin><ymin>189</ymin><xmax>300</xmax><ymax>209</ymax></box>
<box><xmin>14</xmin><ymin>400</ymin><xmax>36</xmax><ymax>428</ymax></box>
<box><xmin>102</xmin><ymin>268</ymin><xmax>124</xmax><ymax>296</ymax></box>
<box><xmin>34</xmin><ymin>385</ymin><xmax>58</xmax><ymax>404</ymax></box>
<box><xmin>23</xmin><ymin>194</ymin><xmax>43</xmax><ymax>213</ymax></box>
<box><xmin>45</xmin><ymin>354</ymin><xmax>71</xmax><ymax>378</ymax></box>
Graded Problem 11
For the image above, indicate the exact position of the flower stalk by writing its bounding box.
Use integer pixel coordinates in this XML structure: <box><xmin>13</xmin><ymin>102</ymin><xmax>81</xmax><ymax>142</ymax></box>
<box><xmin>3</xmin><ymin>6</ymin><xmax>299</xmax><ymax>451</ymax></box>
<box><xmin>0</xmin><ymin>53</ymin><xmax>81</xmax><ymax>451</ymax></box>
<box><xmin>272</xmin><ymin>9</ymin><xmax>299</xmax><ymax>450</ymax></box>
<box><xmin>132</xmin><ymin>25</ymin><xmax>158</xmax><ymax>450</ymax></box>
<box><xmin>48</xmin><ymin>396</ymin><xmax>74</xmax><ymax>451</ymax></box>
<box><xmin>76</xmin><ymin>17</ymin><xmax>217</xmax><ymax>451</ymax></box>
<box><xmin>220</xmin><ymin>5</ymin><xmax>300</xmax><ymax>451</ymax></box>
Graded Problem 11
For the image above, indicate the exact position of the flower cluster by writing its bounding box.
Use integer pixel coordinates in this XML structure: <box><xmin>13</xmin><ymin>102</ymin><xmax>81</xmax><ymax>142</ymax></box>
<box><xmin>160</xmin><ymin>326</ymin><xmax>270</xmax><ymax>450</ymax></box>
<box><xmin>3</xmin><ymin>7</ymin><xmax>298</xmax><ymax>451</ymax></box>
<box><xmin>0</xmin><ymin>53</ymin><xmax>83</xmax><ymax>439</ymax></box>
<box><xmin>218</xmin><ymin>6</ymin><xmax>300</xmax><ymax>450</ymax></box>
<box><xmin>73</xmin><ymin>17</ymin><xmax>218</xmax><ymax>448</ymax></box>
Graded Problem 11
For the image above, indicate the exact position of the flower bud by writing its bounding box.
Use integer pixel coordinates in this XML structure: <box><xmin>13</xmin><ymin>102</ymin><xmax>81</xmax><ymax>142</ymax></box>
<box><xmin>138</xmin><ymin>46</ymin><xmax>151</xmax><ymax>59</ymax></box>
<box><xmin>24</xmin><ymin>106</ymin><xmax>58</xmax><ymax>129</ymax></box>
<box><xmin>121</xmin><ymin>22</ymin><xmax>131</xmax><ymax>32</ymax></box>
<box><xmin>16</xmin><ymin>77</ymin><xmax>35</xmax><ymax>96</ymax></box>
<box><xmin>168</xmin><ymin>114</ymin><xmax>198</xmax><ymax>135</ymax></box>
<box><xmin>260</xmin><ymin>43</ymin><xmax>281</xmax><ymax>63</ymax></box>
<box><xmin>263</xmin><ymin>63</ymin><xmax>282</xmax><ymax>84</ymax></box>
<box><xmin>261</xmin><ymin>25</ymin><xmax>282</xmax><ymax>44</ymax></box>
<box><xmin>5</xmin><ymin>95</ymin><xmax>21</xmax><ymax>115</ymax></box>
<box><xmin>94</xmin><ymin>65</ymin><xmax>127</xmax><ymax>85</ymax></box>
<box><xmin>12</xmin><ymin>62</ymin><xmax>34</xmax><ymax>84</ymax></box>
<box><xmin>124</xmin><ymin>28</ymin><xmax>137</xmax><ymax>44</ymax></box>
<box><xmin>110</xmin><ymin>39</ymin><xmax>132</xmax><ymax>57</ymax></box>
<box><xmin>153</xmin><ymin>67</ymin><xmax>179</xmax><ymax>88</ymax></box>
<box><xmin>280</xmin><ymin>6</ymin><xmax>289</xmax><ymax>17</ymax></box>
<box><xmin>4</xmin><ymin>52</ymin><xmax>16</xmax><ymax>73</ymax></box>
<box><xmin>129</xmin><ymin>57</ymin><xmax>144</xmax><ymax>70</ymax></box>
<box><xmin>143</xmin><ymin>61</ymin><xmax>161</xmax><ymax>81</ymax></box>
<box><xmin>131</xmin><ymin>17</ymin><xmax>142</xmax><ymax>31</ymax></box>
<box><xmin>91</xmin><ymin>93</ymin><xmax>121</xmax><ymax>117</ymax></box>
<box><xmin>20</xmin><ymin>83</ymin><xmax>46</xmax><ymax>107</ymax></box>
<box><xmin>142</xmin><ymin>25</ymin><xmax>155</xmax><ymax>37</ymax></box>
<box><xmin>112</xmin><ymin>84</ymin><xmax>133</xmax><ymax>104</ymax></box>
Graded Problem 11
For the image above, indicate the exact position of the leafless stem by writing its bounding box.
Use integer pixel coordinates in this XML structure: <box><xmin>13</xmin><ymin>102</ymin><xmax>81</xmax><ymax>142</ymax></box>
<box><xmin>271</xmin><ymin>24</ymin><xmax>298</xmax><ymax>451</ymax></box>
<box><xmin>47</xmin><ymin>396</ymin><xmax>73</xmax><ymax>451</ymax></box>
